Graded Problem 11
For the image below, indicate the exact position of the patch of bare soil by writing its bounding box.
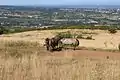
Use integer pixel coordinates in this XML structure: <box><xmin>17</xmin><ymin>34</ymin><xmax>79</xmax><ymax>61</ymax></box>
<box><xmin>47</xmin><ymin>49</ymin><xmax>120</xmax><ymax>59</ymax></box>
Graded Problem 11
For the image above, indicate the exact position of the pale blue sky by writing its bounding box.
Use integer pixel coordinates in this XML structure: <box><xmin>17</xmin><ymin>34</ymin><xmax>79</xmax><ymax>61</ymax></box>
<box><xmin>1</xmin><ymin>0</ymin><xmax>120</xmax><ymax>5</ymax></box>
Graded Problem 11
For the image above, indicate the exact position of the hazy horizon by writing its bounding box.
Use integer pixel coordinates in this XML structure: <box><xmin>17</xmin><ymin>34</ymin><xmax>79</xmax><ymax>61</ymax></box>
<box><xmin>1</xmin><ymin>0</ymin><xmax>120</xmax><ymax>6</ymax></box>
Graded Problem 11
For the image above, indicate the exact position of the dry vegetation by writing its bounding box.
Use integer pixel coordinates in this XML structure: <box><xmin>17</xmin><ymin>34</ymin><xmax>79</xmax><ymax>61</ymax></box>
<box><xmin>0</xmin><ymin>29</ymin><xmax>120</xmax><ymax>50</ymax></box>
<box><xmin>0</xmin><ymin>40</ymin><xmax>119</xmax><ymax>80</ymax></box>
<box><xmin>0</xmin><ymin>29</ymin><xmax>120</xmax><ymax>80</ymax></box>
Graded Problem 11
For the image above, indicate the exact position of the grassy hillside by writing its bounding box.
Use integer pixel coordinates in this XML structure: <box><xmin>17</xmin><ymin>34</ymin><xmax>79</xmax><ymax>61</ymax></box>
<box><xmin>0</xmin><ymin>29</ymin><xmax>120</xmax><ymax>50</ymax></box>
<box><xmin>0</xmin><ymin>40</ymin><xmax>119</xmax><ymax>80</ymax></box>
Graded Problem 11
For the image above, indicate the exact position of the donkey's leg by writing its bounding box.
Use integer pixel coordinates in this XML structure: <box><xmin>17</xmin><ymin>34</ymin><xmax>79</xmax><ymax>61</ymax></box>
<box><xmin>73</xmin><ymin>47</ymin><xmax>76</xmax><ymax>50</ymax></box>
<box><xmin>49</xmin><ymin>46</ymin><xmax>53</xmax><ymax>52</ymax></box>
<box><xmin>73</xmin><ymin>46</ymin><xmax>76</xmax><ymax>50</ymax></box>
<box><xmin>46</xmin><ymin>46</ymin><xmax>49</xmax><ymax>51</ymax></box>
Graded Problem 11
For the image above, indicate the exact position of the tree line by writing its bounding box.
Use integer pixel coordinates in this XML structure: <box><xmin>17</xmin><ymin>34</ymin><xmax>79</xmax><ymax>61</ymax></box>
<box><xmin>0</xmin><ymin>25</ymin><xmax>119</xmax><ymax>35</ymax></box>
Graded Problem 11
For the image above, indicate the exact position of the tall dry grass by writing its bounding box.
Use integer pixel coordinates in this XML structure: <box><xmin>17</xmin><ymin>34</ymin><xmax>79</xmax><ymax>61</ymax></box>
<box><xmin>0</xmin><ymin>40</ymin><xmax>119</xmax><ymax>80</ymax></box>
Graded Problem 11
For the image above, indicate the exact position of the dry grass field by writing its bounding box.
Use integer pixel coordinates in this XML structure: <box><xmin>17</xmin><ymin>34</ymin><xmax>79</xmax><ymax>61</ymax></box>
<box><xmin>0</xmin><ymin>29</ymin><xmax>120</xmax><ymax>50</ymax></box>
<box><xmin>0</xmin><ymin>29</ymin><xmax>120</xmax><ymax>80</ymax></box>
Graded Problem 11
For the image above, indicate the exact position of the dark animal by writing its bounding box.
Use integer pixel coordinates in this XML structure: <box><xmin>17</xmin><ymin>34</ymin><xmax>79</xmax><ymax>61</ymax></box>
<box><xmin>44</xmin><ymin>38</ymin><xmax>50</xmax><ymax>51</ymax></box>
<box><xmin>44</xmin><ymin>35</ymin><xmax>63</xmax><ymax>52</ymax></box>
<box><xmin>44</xmin><ymin>35</ymin><xmax>79</xmax><ymax>51</ymax></box>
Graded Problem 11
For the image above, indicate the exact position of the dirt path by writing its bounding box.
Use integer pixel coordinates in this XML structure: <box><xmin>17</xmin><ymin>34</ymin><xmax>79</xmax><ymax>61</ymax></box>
<box><xmin>48</xmin><ymin>50</ymin><xmax>120</xmax><ymax>59</ymax></box>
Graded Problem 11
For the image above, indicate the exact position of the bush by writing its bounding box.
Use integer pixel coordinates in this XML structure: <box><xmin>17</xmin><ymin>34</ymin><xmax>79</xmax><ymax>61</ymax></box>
<box><xmin>108</xmin><ymin>29</ymin><xmax>117</xmax><ymax>34</ymax></box>
<box><xmin>0</xmin><ymin>29</ymin><xmax>3</xmax><ymax>35</ymax></box>
<box><xmin>86</xmin><ymin>35</ymin><xmax>93</xmax><ymax>40</ymax></box>
<box><xmin>56</xmin><ymin>31</ymin><xmax>95</xmax><ymax>40</ymax></box>
<box><xmin>0</xmin><ymin>27</ymin><xmax>5</xmax><ymax>35</ymax></box>
<box><xmin>57</xmin><ymin>32</ymin><xmax>73</xmax><ymax>38</ymax></box>
<box><xmin>118</xmin><ymin>44</ymin><xmax>120</xmax><ymax>51</ymax></box>
<box><xmin>77</xmin><ymin>34</ymin><xmax>84</xmax><ymax>39</ymax></box>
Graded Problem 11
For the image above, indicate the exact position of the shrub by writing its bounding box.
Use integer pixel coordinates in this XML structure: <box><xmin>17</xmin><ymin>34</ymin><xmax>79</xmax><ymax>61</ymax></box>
<box><xmin>108</xmin><ymin>29</ymin><xmax>117</xmax><ymax>34</ymax></box>
<box><xmin>0</xmin><ymin>27</ymin><xmax>5</xmax><ymax>35</ymax></box>
<box><xmin>0</xmin><ymin>29</ymin><xmax>4</xmax><ymax>35</ymax></box>
<box><xmin>86</xmin><ymin>35</ymin><xmax>93</xmax><ymax>40</ymax></box>
<box><xmin>81</xmin><ymin>31</ymin><xmax>98</xmax><ymax>35</ymax></box>
<box><xmin>57</xmin><ymin>32</ymin><xmax>95</xmax><ymax>40</ymax></box>
<box><xmin>77</xmin><ymin>34</ymin><xmax>84</xmax><ymax>39</ymax></box>
<box><xmin>118</xmin><ymin>44</ymin><xmax>120</xmax><ymax>51</ymax></box>
<box><xmin>57</xmin><ymin>32</ymin><xmax>73</xmax><ymax>38</ymax></box>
